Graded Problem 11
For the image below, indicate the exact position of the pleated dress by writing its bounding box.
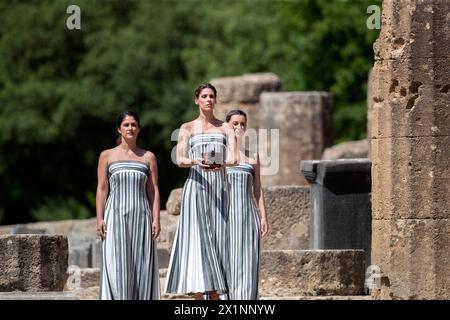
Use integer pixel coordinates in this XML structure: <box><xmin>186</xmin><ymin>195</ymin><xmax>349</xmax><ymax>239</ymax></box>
<box><xmin>226</xmin><ymin>162</ymin><xmax>261</xmax><ymax>300</ymax></box>
<box><xmin>100</xmin><ymin>160</ymin><xmax>160</xmax><ymax>300</ymax></box>
<box><xmin>165</xmin><ymin>133</ymin><xmax>229</xmax><ymax>295</ymax></box>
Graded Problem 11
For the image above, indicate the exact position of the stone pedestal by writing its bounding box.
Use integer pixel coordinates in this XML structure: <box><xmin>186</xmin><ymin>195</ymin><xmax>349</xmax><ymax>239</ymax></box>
<box><xmin>262</xmin><ymin>186</ymin><xmax>310</xmax><ymax>250</ymax></box>
<box><xmin>210</xmin><ymin>73</ymin><xmax>281</xmax><ymax>131</ymax></box>
<box><xmin>259</xmin><ymin>250</ymin><xmax>365</xmax><ymax>296</ymax></box>
<box><xmin>370</xmin><ymin>0</ymin><xmax>450</xmax><ymax>299</ymax></box>
<box><xmin>260</xmin><ymin>92</ymin><xmax>333</xmax><ymax>186</ymax></box>
<box><xmin>0</xmin><ymin>235</ymin><xmax>69</xmax><ymax>291</ymax></box>
<box><xmin>301</xmin><ymin>159</ymin><xmax>371</xmax><ymax>267</ymax></box>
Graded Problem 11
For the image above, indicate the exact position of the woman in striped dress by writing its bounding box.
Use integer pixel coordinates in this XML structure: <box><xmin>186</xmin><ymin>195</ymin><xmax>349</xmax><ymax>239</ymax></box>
<box><xmin>225</xmin><ymin>109</ymin><xmax>269</xmax><ymax>300</ymax></box>
<box><xmin>96</xmin><ymin>111</ymin><xmax>161</xmax><ymax>300</ymax></box>
<box><xmin>165</xmin><ymin>83</ymin><xmax>237</xmax><ymax>300</ymax></box>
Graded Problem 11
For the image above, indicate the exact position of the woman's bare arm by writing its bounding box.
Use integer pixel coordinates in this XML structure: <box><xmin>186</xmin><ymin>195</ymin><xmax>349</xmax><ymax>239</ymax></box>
<box><xmin>253</xmin><ymin>153</ymin><xmax>268</xmax><ymax>237</ymax></box>
<box><xmin>147</xmin><ymin>152</ymin><xmax>160</xmax><ymax>239</ymax></box>
<box><xmin>96</xmin><ymin>150</ymin><xmax>109</xmax><ymax>240</ymax></box>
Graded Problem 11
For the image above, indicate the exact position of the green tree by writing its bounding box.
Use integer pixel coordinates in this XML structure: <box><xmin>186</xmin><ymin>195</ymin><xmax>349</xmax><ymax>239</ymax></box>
<box><xmin>0</xmin><ymin>0</ymin><xmax>379</xmax><ymax>224</ymax></box>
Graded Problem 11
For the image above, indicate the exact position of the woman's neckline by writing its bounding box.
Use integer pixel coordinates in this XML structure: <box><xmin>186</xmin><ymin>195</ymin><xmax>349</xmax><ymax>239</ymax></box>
<box><xmin>190</xmin><ymin>132</ymin><xmax>226</xmax><ymax>137</ymax></box>
<box><xmin>108</xmin><ymin>160</ymin><xmax>149</xmax><ymax>168</ymax></box>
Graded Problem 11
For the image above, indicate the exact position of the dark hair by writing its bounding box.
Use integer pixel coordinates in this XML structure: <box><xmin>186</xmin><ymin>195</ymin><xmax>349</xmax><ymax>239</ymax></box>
<box><xmin>225</xmin><ymin>109</ymin><xmax>247</xmax><ymax>123</ymax></box>
<box><xmin>117</xmin><ymin>110</ymin><xmax>140</xmax><ymax>129</ymax></box>
<box><xmin>194</xmin><ymin>83</ymin><xmax>217</xmax><ymax>99</ymax></box>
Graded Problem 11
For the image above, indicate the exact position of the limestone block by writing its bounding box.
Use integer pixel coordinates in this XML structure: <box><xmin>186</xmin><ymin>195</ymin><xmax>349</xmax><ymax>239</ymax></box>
<box><xmin>0</xmin><ymin>218</ymin><xmax>98</xmax><ymax>237</ymax></box>
<box><xmin>90</xmin><ymin>239</ymin><xmax>102</xmax><ymax>269</ymax></box>
<box><xmin>262</xmin><ymin>186</ymin><xmax>310</xmax><ymax>250</ymax></box>
<box><xmin>79</xmin><ymin>268</ymin><xmax>100</xmax><ymax>289</ymax></box>
<box><xmin>165</xmin><ymin>188</ymin><xmax>183</xmax><ymax>216</ymax></box>
<box><xmin>259</xmin><ymin>250</ymin><xmax>365</xmax><ymax>296</ymax></box>
<box><xmin>68</xmin><ymin>233</ymin><xmax>97</xmax><ymax>268</ymax></box>
<box><xmin>371</xmin><ymin>135</ymin><xmax>450</xmax><ymax>220</ymax></box>
<box><xmin>210</xmin><ymin>73</ymin><xmax>281</xmax><ymax>104</ymax></box>
<box><xmin>260</xmin><ymin>92</ymin><xmax>333</xmax><ymax>186</ymax></box>
<box><xmin>157</xmin><ymin>210</ymin><xmax>179</xmax><ymax>251</ymax></box>
<box><xmin>322</xmin><ymin>140</ymin><xmax>369</xmax><ymax>160</ymax></box>
<box><xmin>371</xmin><ymin>59</ymin><xmax>450</xmax><ymax>138</ymax></box>
<box><xmin>374</xmin><ymin>0</ymin><xmax>450</xmax><ymax>61</ymax></box>
<box><xmin>0</xmin><ymin>235</ymin><xmax>68</xmax><ymax>291</ymax></box>
<box><xmin>371</xmin><ymin>219</ymin><xmax>449</xmax><ymax>299</ymax></box>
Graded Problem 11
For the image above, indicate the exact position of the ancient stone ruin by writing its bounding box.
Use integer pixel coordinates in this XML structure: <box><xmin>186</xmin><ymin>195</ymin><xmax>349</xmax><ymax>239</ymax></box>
<box><xmin>370</xmin><ymin>0</ymin><xmax>450</xmax><ymax>300</ymax></box>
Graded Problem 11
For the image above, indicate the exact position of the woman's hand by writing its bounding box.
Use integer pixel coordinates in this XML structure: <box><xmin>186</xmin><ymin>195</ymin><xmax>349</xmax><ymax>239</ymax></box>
<box><xmin>97</xmin><ymin>219</ymin><xmax>107</xmax><ymax>240</ymax></box>
<box><xmin>152</xmin><ymin>220</ymin><xmax>161</xmax><ymax>239</ymax></box>
<box><xmin>260</xmin><ymin>218</ymin><xmax>268</xmax><ymax>237</ymax></box>
<box><xmin>195</xmin><ymin>158</ymin><xmax>213</xmax><ymax>170</ymax></box>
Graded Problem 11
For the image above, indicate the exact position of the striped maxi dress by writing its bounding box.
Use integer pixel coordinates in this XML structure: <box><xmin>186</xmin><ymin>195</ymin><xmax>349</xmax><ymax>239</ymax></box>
<box><xmin>226</xmin><ymin>163</ymin><xmax>261</xmax><ymax>300</ymax></box>
<box><xmin>100</xmin><ymin>160</ymin><xmax>160</xmax><ymax>300</ymax></box>
<box><xmin>165</xmin><ymin>133</ymin><xmax>229</xmax><ymax>295</ymax></box>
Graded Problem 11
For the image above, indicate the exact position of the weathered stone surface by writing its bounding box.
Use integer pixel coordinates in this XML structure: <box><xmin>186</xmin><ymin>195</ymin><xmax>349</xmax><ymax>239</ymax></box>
<box><xmin>210</xmin><ymin>73</ymin><xmax>281</xmax><ymax>132</ymax></box>
<box><xmin>0</xmin><ymin>218</ymin><xmax>97</xmax><ymax>237</ymax></box>
<box><xmin>68</xmin><ymin>233</ymin><xmax>97</xmax><ymax>268</ymax></box>
<box><xmin>371</xmin><ymin>219</ymin><xmax>449</xmax><ymax>299</ymax></box>
<box><xmin>79</xmin><ymin>268</ymin><xmax>100</xmax><ymax>289</ymax></box>
<box><xmin>260</xmin><ymin>92</ymin><xmax>334</xmax><ymax>186</ymax></box>
<box><xmin>322</xmin><ymin>140</ymin><xmax>369</xmax><ymax>160</ymax></box>
<box><xmin>367</xmin><ymin>67</ymin><xmax>374</xmax><ymax>154</ymax></box>
<box><xmin>166</xmin><ymin>188</ymin><xmax>183</xmax><ymax>216</ymax></box>
<box><xmin>210</xmin><ymin>73</ymin><xmax>281</xmax><ymax>104</ymax></box>
<box><xmin>10</xmin><ymin>224</ymin><xmax>47</xmax><ymax>234</ymax></box>
<box><xmin>370</xmin><ymin>58</ymin><xmax>450</xmax><ymax>138</ymax></box>
<box><xmin>262</xmin><ymin>186</ymin><xmax>309</xmax><ymax>250</ymax></box>
<box><xmin>158</xmin><ymin>210</ymin><xmax>179</xmax><ymax>253</ymax></box>
<box><xmin>259</xmin><ymin>250</ymin><xmax>365</xmax><ymax>296</ymax></box>
<box><xmin>373</xmin><ymin>0</ymin><xmax>450</xmax><ymax>61</ymax></box>
<box><xmin>0</xmin><ymin>235</ymin><xmax>68</xmax><ymax>291</ymax></box>
<box><xmin>0</xmin><ymin>292</ymin><xmax>79</xmax><ymax>300</ymax></box>
<box><xmin>371</xmin><ymin>0</ymin><xmax>450</xmax><ymax>300</ymax></box>
<box><xmin>372</xmin><ymin>136</ymin><xmax>450</xmax><ymax>220</ymax></box>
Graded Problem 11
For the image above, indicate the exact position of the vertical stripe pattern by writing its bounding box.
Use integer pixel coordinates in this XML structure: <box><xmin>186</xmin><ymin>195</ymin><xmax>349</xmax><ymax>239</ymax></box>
<box><xmin>165</xmin><ymin>133</ymin><xmax>229</xmax><ymax>294</ymax></box>
<box><xmin>226</xmin><ymin>163</ymin><xmax>261</xmax><ymax>300</ymax></box>
<box><xmin>100</xmin><ymin>161</ymin><xmax>160</xmax><ymax>300</ymax></box>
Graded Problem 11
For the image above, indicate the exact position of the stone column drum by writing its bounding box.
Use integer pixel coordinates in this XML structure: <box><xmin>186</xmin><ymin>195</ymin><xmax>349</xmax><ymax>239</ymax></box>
<box><xmin>0</xmin><ymin>235</ymin><xmax>69</xmax><ymax>291</ymax></box>
<box><xmin>210</xmin><ymin>73</ymin><xmax>281</xmax><ymax>131</ymax></box>
<box><xmin>260</xmin><ymin>92</ymin><xmax>333</xmax><ymax>186</ymax></box>
<box><xmin>370</xmin><ymin>0</ymin><xmax>450</xmax><ymax>299</ymax></box>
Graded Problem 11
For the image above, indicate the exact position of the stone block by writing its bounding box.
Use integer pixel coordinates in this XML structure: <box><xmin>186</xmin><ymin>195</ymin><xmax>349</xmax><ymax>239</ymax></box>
<box><xmin>10</xmin><ymin>224</ymin><xmax>47</xmax><ymax>234</ymax></box>
<box><xmin>262</xmin><ymin>186</ymin><xmax>310</xmax><ymax>250</ymax></box>
<box><xmin>0</xmin><ymin>235</ymin><xmax>68</xmax><ymax>291</ymax></box>
<box><xmin>90</xmin><ymin>239</ymin><xmax>102</xmax><ymax>269</ymax></box>
<box><xmin>80</xmin><ymin>268</ymin><xmax>100</xmax><ymax>289</ymax></box>
<box><xmin>166</xmin><ymin>188</ymin><xmax>183</xmax><ymax>216</ymax></box>
<box><xmin>259</xmin><ymin>250</ymin><xmax>365</xmax><ymax>296</ymax></box>
<box><xmin>260</xmin><ymin>92</ymin><xmax>334</xmax><ymax>186</ymax></box>
<box><xmin>370</xmin><ymin>59</ymin><xmax>450</xmax><ymax>139</ymax></box>
<box><xmin>371</xmin><ymin>136</ymin><xmax>450</xmax><ymax>220</ymax></box>
<box><xmin>322</xmin><ymin>140</ymin><xmax>369</xmax><ymax>160</ymax></box>
<box><xmin>210</xmin><ymin>73</ymin><xmax>281</xmax><ymax>104</ymax></box>
<box><xmin>371</xmin><ymin>219</ymin><xmax>449</xmax><ymax>299</ymax></box>
<box><xmin>68</xmin><ymin>233</ymin><xmax>98</xmax><ymax>268</ymax></box>
<box><xmin>374</xmin><ymin>0</ymin><xmax>450</xmax><ymax>61</ymax></box>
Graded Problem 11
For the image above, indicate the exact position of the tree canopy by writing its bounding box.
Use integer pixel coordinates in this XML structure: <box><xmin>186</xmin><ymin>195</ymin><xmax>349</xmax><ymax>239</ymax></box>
<box><xmin>0</xmin><ymin>0</ymin><xmax>379</xmax><ymax>224</ymax></box>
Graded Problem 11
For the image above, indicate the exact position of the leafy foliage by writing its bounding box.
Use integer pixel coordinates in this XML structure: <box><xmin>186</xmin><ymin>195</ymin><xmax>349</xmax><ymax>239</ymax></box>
<box><xmin>0</xmin><ymin>0</ymin><xmax>379</xmax><ymax>224</ymax></box>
